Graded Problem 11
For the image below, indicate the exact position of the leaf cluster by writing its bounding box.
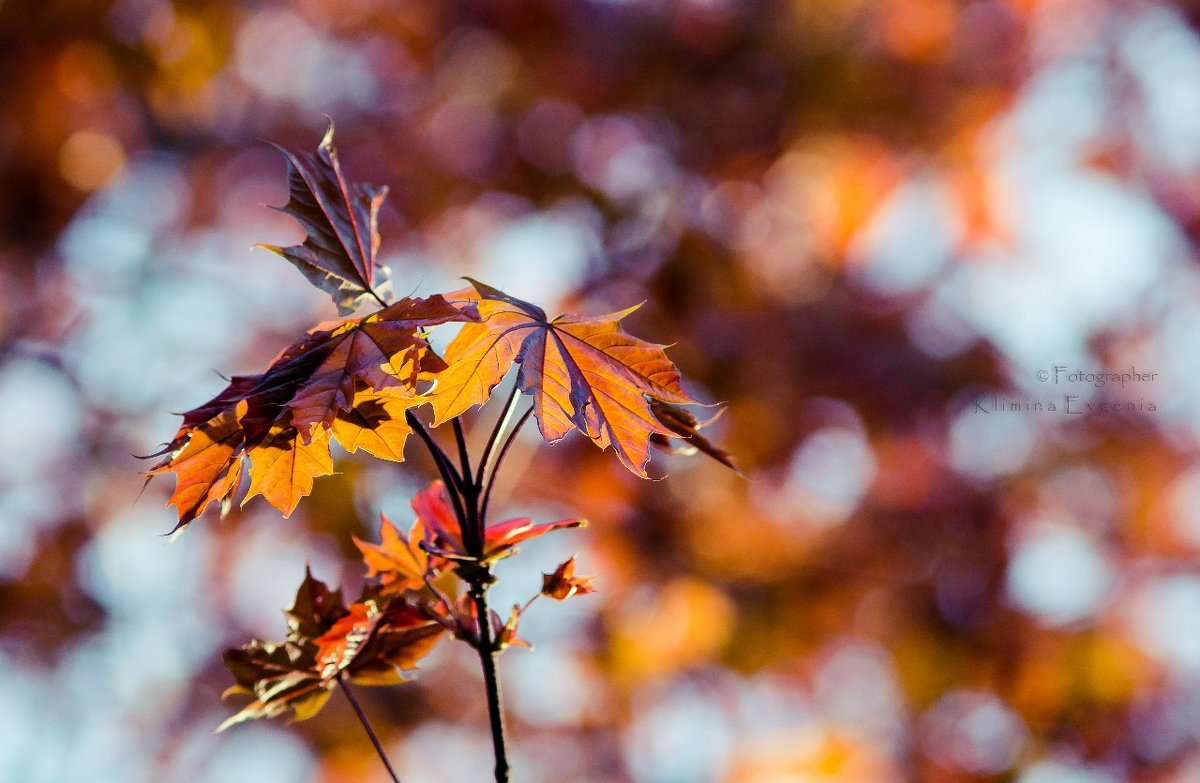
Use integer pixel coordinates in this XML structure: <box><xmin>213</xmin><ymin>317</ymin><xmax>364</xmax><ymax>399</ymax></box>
<box><xmin>152</xmin><ymin>126</ymin><xmax>736</xmax><ymax>738</ymax></box>
<box><xmin>219</xmin><ymin>568</ymin><xmax>442</xmax><ymax>730</ymax></box>
<box><xmin>222</xmin><ymin>480</ymin><xmax>593</xmax><ymax>728</ymax></box>
<box><xmin>148</xmin><ymin>126</ymin><xmax>737</xmax><ymax>535</ymax></box>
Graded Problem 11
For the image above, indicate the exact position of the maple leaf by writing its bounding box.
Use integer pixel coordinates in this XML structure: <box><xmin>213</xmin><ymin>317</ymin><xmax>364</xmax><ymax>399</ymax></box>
<box><xmin>258</xmin><ymin>123</ymin><xmax>392</xmax><ymax>315</ymax></box>
<box><xmin>220</xmin><ymin>569</ymin><xmax>443</xmax><ymax>730</ymax></box>
<box><xmin>335</xmin><ymin>600</ymin><xmax>445</xmax><ymax>685</ymax></box>
<box><xmin>411</xmin><ymin>480</ymin><xmax>586</xmax><ymax>564</ymax></box>
<box><xmin>541</xmin><ymin>556</ymin><xmax>597</xmax><ymax>600</ymax></box>
<box><xmin>219</xmin><ymin>568</ymin><xmax>345</xmax><ymax>730</ymax></box>
<box><xmin>353</xmin><ymin>512</ymin><xmax>444</xmax><ymax>595</ymax></box>
<box><xmin>285</xmin><ymin>295</ymin><xmax>473</xmax><ymax>434</ymax></box>
<box><xmin>286</xmin><ymin>567</ymin><xmax>349</xmax><ymax>636</ymax></box>
<box><xmin>243</xmin><ymin>424</ymin><xmax>335</xmax><ymax>515</ymax></box>
<box><xmin>496</xmin><ymin>605</ymin><xmax>531</xmax><ymax>651</ymax></box>
<box><xmin>331</xmin><ymin>391</ymin><xmax>417</xmax><ymax>462</ymax></box>
<box><xmin>313</xmin><ymin>601</ymin><xmax>374</xmax><ymax>675</ymax></box>
<box><xmin>151</xmin><ymin>404</ymin><xmax>246</xmax><ymax>526</ymax></box>
<box><xmin>220</xmin><ymin>641</ymin><xmax>332</xmax><ymax>730</ymax></box>
<box><xmin>429</xmin><ymin>279</ymin><xmax>702</xmax><ymax>477</ymax></box>
<box><xmin>314</xmin><ymin>599</ymin><xmax>444</xmax><ymax>684</ymax></box>
<box><xmin>648</xmin><ymin>399</ymin><xmax>743</xmax><ymax>475</ymax></box>
<box><xmin>149</xmin><ymin>295</ymin><xmax>477</xmax><ymax>530</ymax></box>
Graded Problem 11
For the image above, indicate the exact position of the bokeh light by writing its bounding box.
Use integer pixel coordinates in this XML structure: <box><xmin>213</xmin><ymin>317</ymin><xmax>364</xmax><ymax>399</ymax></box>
<box><xmin>4</xmin><ymin>0</ymin><xmax>1200</xmax><ymax>781</ymax></box>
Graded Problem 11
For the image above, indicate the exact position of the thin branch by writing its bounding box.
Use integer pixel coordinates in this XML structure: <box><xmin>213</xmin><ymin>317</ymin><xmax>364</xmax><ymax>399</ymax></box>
<box><xmin>480</xmin><ymin>406</ymin><xmax>533</xmax><ymax>525</ymax></box>
<box><xmin>337</xmin><ymin>674</ymin><xmax>403</xmax><ymax>783</ymax></box>
<box><xmin>410</xmin><ymin>404</ymin><xmax>513</xmax><ymax>782</ymax></box>
<box><xmin>475</xmin><ymin>383</ymin><xmax>521</xmax><ymax>489</ymax></box>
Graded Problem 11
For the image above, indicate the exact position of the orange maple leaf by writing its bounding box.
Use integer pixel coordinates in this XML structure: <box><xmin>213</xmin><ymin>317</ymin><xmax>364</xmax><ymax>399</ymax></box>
<box><xmin>430</xmin><ymin>280</ymin><xmax>701</xmax><ymax>477</ymax></box>
<box><xmin>149</xmin><ymin>294</ymin><xmax>477</xmax><ymax>530</ymax></box>
<box><xmin>353</xmin><ymin>512</ymin><xmax>443</xmax><ymax>595</ymax></box>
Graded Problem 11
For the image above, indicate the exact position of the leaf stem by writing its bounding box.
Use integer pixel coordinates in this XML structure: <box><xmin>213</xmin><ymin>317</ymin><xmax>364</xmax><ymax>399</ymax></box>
<box><xmin>451</xmin><ymin>417</ymin><xmax>484</xmax><ymax>557</ymax></box>
<box><xmin>337</xmin><ymin>674</ymin><xmax>403</xmax><ymax>783</ymax></box>
<box><xmin>452</xmin><ymin>418</ymin><xmax>473</xmax><ymax>489</ymax></box>
<box><xmin>404</xmin><ymin>411</ymin><xmax>463</xmax><ymax>488</ymax></box>
<box><xmin>404</xmin><ymin>410</ymin><xmax>471</xmax><ymax>541</ymax></box>
<box><xmin>367</xmin><ymin>287</ymin><xmax>390</xmax><ymax>310</ymax></box>
<box><xmin>475</xmin><ymin>383</ymin><xmax>522</xmax><ymax>489</ymax></box>
<box><xmin>480</xmin><ymin>406</ymin><xmax>533</xmax><ymax>525</ymax></box>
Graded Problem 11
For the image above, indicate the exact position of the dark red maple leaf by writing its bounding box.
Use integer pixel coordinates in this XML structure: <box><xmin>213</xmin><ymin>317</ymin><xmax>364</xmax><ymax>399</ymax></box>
<box><xmin>258</xmin><ymin>123</ymin><xmax>392</xmax><ymax>315</ymax></box>
<box><xmin>410</xmin><ymin>480</ymin><xmax>586</xmax><ymax>564</ymax></box>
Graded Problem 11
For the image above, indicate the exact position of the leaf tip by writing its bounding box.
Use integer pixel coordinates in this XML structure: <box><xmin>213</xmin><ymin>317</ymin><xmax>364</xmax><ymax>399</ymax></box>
<box><xmin>319</xmin><ymin>116</ymin><xmax>336</xmax><ymax>150</ymax></box>
<box><xmin>215</xmin><ymin>713</ymin><xmax>242</xmax><ymax>733</ymax></box>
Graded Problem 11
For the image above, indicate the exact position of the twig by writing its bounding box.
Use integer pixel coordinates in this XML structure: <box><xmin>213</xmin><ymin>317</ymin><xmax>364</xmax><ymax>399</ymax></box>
<box><xmin>337</xmin><ymin>674</ymin><xmax>403</xmax><ymax>783</ymax></box>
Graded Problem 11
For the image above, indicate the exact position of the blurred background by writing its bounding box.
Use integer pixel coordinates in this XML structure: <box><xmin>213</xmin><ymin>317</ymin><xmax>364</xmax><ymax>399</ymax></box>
<box><xmin>3</xmin><ymin>0</ymin><xmax>1200</xmax><ymax>780</ymax></box>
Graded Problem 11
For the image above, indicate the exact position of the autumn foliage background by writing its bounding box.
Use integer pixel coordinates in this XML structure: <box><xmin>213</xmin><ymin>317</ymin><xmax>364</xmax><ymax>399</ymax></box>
<box><xmin>5</xmin><ymin>1</ymin><xmax>1200</xmax><ymax>781</ymax></box>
